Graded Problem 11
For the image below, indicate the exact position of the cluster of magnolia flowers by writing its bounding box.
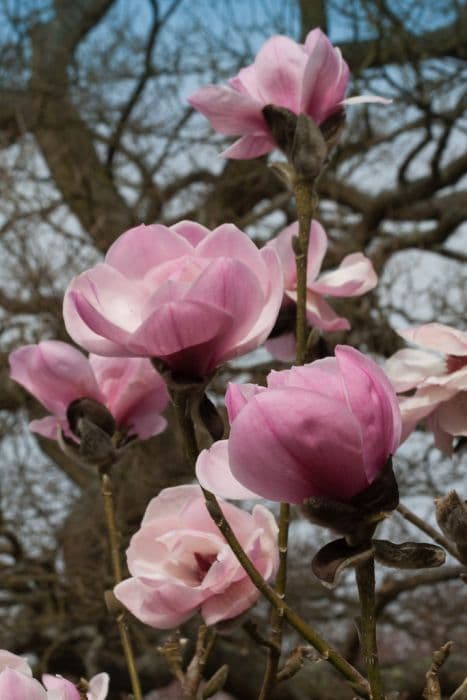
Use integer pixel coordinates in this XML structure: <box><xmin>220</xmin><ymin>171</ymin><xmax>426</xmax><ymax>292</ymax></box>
<box><xmin>6</xmin><ymin>27</ymin><xmax>467</xmax><ymax>695</ymax></box>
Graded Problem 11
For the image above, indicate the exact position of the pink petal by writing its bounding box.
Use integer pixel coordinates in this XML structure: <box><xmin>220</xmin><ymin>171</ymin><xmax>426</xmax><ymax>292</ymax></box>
<box><xmin>201</xmin><ymin>577</ymin><xmax>260</xmax><ymax>625</ymax></box>
<box><xmin>425</xmin><ymin>364</ymin><xmax>467</xmax><ymax>391</ymax></box>
<box><xmin>0</xmin><ymin>651</ymin><xmax>32</xmax><ymax>676</ymax></box>
<box><xmin>0</xmin><ymin>668</ymin><xmax>47</xmax><ymax>699</ymax></box>
<box><xmin>252</xmin><ymin>35</ymin><xmax>308</xmax><ymax>112</ymax></box>
<box><xmin>397</xmin><ymin>385</ymin><xmax>453</xmax><ymax>442</ymax></box>
<box><xmin>399</xmin><ymin>323</ymin><xmax>467</xmax><ymax>356</ymax></box>
<box><xmin>225</xmin><ymin>382</ymin><xmax>266</xmax><ymax>423</ymax></box>
<box><xmin>302</xmin><ymin>290</ymin><xmax>350</xmax><ymax>331</ymax></box>
<box><xmin>42</xmin><ymin>675</ymin><xmax>80</xmax><ymax>700</ymax></box>
<box><xmin>29</xmin><ymin>416</ymin><xmax>62</xmax><ymax>440</ymax></box>
<box><xmin>142</xmin><ymin>485</ymin><xmax>201</xmax><ymax>527</ymax></box>
<box><xmin>9</xmin><ymin>341</ymin><xmax>101</xmax><ymax>418</ymax></box>
<box><xmin>170</xmin><ymin>221</ymin><xmax>211</xmax><ymax>246</ymax></box>
<box><xmin>128</xmin><ymin>300</ymin><xmax>232</xmax><ymax>373</ymax></box>
<box><xmin>267</xmin><ymin>358</ymin><xmax>344</xmax><ymax>400</ymax></box>
<box><xmin>188</xmin><ymin>85</ymin><xmax>265</xmax><ymax>135</ymax></box>
<box><xmin>342</xmin><ymin>95</ymin><xmax>392</xmax><ymax>106</ymax></box>
<box><xmin>385</xmin><ymin>349</ymin><xmax>445</xmax><ymax>392</ymax></box>
<box><xmin>306</xmin><ymin>221</ymin><xmax>328</xmax><ymax>284</ymax></box>
<box><xmin>310</xmin><ymin>253</ymin><xmax>377</xmax><ymax>297</ymax></box>
<box><xmin>225</xmin><ymin>247</ymin><xmax>283</xmax><ymax>359</ymax></box>
<box><xmin>426</xmin><ymin>411</ymin><xmax>455</xmax><ymax>455</ymax></box>
<box><xmin>221</xmin><ymin>133</ymin><xmax>276</xmax><ymax>159</ymax></box>
<box><xmin>105</xmin><ymin>224</ymin><xmax>193</xmax><ymax>278</ymax></box>
<box><xmin>196</xmin><ymin>440</ymin><xmax>262</xmax><ymax>500</ymax></box>
<box><xmin>229</xmin><ymin>388</ymin><xmax>367</xmax><ymax>503</ymax></box>
<box><xmin>335</xmin><ymin>346</ymin><xmax>402</xmax><ymax>480</ymax></box>
<box><xmin>114</xmin><ymin>578</ymin><xmax>205</xmax><ymax>629</ymax></box>
<box><xmin>266</xmin><ymin>222</ymin><xmax>297</xmax><ymax>289</ymax></box>
<box><xmin>436</xmin><ymin>393</ymin><xmax>467</xmax><ymax>437</ymax></box>
<box><xmin>301</xmin><ymin>29</ymin><xmax>349</xmax><ymax>124</ymax></box>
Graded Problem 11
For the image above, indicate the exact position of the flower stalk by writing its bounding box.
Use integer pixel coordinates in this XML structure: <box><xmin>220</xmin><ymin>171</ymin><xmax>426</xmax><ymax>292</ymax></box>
<box><xmin>355</xmin><ymin>556</ymin><xmax>384</xmax><ymax>700</ymax></box>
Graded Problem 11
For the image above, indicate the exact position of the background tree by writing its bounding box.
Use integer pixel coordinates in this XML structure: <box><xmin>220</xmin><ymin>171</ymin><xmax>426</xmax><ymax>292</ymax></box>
<box><xmin>0</xmin><ymin>1</ymin><xmax>466</xmax><ymax>697</ymax></box>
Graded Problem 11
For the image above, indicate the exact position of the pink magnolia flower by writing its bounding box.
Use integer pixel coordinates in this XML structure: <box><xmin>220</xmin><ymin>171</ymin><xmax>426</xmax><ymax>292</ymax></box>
<box><xmin>63</xmin><ymin>221</ymin><xmax>282</xmax><ymax>377</ymax></box>
<box><xmin>42</xmin><ymin>673</ymin><xmax>109</xmax><ymax>700</ymax></box>
<box><xmin>9</xmin><ymin>340</ymin><xmax>168</xmax><ymax>441</ymax></box>
<box><xmin>385</xmin><ymin>323</ymin><xmax>467</xmax><ymax>454</ymax></box>
<box><xmin>0</xmin><ymin>651</ymin><xmax>109</xmax><ymax>700</ymax></box>
<box><xmin>114</xmin><ymin>485</ymin><xmax>278</xmax><ymax>628</ymax></box>
<box><xmin>265</xmin><ymin>220</ymin><xmax>377</xmax><ymax>359</ymax></box>
<box><xmin>197</xmin><ymin>346</ymin><xmax>401</xmax><ymax>504</ymax></box>
<box><xmin>188</xmin><ymin>28</ymin><xmax>389</xmax><ymax>159</ymax></box>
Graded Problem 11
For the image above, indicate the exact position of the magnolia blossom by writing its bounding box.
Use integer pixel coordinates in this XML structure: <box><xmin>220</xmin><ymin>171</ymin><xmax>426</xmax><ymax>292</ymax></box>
<box><xmin>0</xmin><ymin>650</ymin><xmax>109</xmax><ymax>699</ymax></box>
<box><xmin>114</xmin><ymin>485</ymin><xmax>278</xmax><ymax>628</ymax></box>
<box><xmin>9</xmin><ymin>340</ymin><xmax>168</xmax><ymax>441</ymax></box>
<box><xmin>197</xmin><ymin>346</ymin><xmax>401</xmax><ymax>504</ymax></box>
<box><xmin>385</xmin><ymin>323</ymin><xmax>467</xmax><ymax>454</ymax></box>
<box><xmin>266</xmin><ymin>220</ymin><xmax>377</xmax><ymax>359</ymax></box>
<box><xmin>189</xmin><ymin>28</ymin><xmax>388</xmax><ymax>159</ymax></box>
<box><xmin>63</xmin><ymin>221</ymin><xmax>282</xmax><ymax>377</ymax></box>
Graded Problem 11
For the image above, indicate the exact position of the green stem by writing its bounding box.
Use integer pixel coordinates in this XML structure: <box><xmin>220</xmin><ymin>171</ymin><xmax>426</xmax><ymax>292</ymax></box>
<box><xmin>98</xmin><ymin>467</ymin><xmax>143</xmax><ymax>700</ymax></box>
<box><xmin>172</xmin><ymin>391</ymin><xmax>370</xmax><ymax>697</ymax></box>
<box><xmin>355</xmin><ymin>557</ymin><xmax>385</xmax><ymax>700</ymax></box>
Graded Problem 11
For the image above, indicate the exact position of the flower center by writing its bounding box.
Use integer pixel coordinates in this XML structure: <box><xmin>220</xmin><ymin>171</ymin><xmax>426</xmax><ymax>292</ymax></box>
<box><xmin>446</xmin><ymin>355</ymin><xmax>467</xmax><ymax>374</ymax></box>
<box><xmin>193</xmin><ymin>551</ymin><xmax>217</xmax><ymax>582</ymax></box>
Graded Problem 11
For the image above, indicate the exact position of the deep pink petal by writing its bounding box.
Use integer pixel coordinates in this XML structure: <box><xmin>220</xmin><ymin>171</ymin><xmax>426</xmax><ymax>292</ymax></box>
<box><xmin>310</xmin><ymin>253</ymin><xmax>377</xmax><ymax>297</ymax></box>
<box><xmin>229</xmin><ymin>388</ymin><xmax>367</xmax><ymax>503</ymax></box>
<box><xmin>253</xmin><ymin>36</ymin><xmax>307</xmax><ymax>112</ymax></box>
<box><xmin>105</xmin><ymin>224</ymin><xmax>192</xmax><ymax>278</ymax></box>
<box><xmin>335</xmin><ymin>346</ymin><xmax>401</xmax><ymax>481</ymax></box>
<box><xmin>188</xmin><ymin>85</ymin><xmax>265</xmax><ymax>135</ymax></box>
<box><xmin>301</xmin><ymin>29</ymin><xmax>349</xmax><ymax>123</ymax></box>
<box><xmin>196</xmin><ymin>440</ymin><xmax>262</xmax><ymax>500</ymax></box>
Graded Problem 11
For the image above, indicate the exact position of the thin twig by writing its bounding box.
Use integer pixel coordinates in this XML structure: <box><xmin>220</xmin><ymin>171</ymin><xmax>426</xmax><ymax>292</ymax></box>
<box><xmin>397</xmin><ymin>503</ymin><xmax>460</xmax><ymax>561</ymax></box>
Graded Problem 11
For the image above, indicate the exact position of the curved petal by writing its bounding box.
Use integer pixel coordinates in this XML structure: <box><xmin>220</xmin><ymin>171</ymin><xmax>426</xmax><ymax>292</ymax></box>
<box><xmin>0</xmin><ymin>668</ymin><xmax>47</xmax><ymax>699</ymax></box>
<box><xmin>9</xmin><ymin>341</ymin><xmax>101</xmax><ymax>418</ymax></box>
<box><xmin>170</xmin><ymin>221</ymin><xmax>211</xmax><ymax>246</ymax></box>
<box><xmin>229</xmin><ymin>388</ymin><xmax>367</xmax><ymax>503</ymax></box>
<box><xmin>105</xmin><ymin>224</ymin><xmax>193</xmax><ymax>278</ymax></box>
<box><xmin>225</xmin><ymin>382</ymin><xmax>266</xmax><ymax>423</ymax></box>
<box><xmin>188</xmin><ymin>85</ymin><xmax>265</xmax><ymax>135</ymax></box>
<box><xmin>0</xmin><ymin>651</ymin><xmax>32</xmax><ymax>676</ymax></box>
<box><xmin>42</xmin><ymin>675</ymin><xmax>80</xmax><ymax>700</ymax></box>
<box><xmin>29</xmin><ymin>416</ymin><xmax>62</xmax><ymax>440</ymax></box>
<box><xmin>114</xmin><ymin>577</ymin><xmax>205</xmax><ymax>630</ymax></box>
<box><xmin>142</xmin><ymin>485</ymin><xmax>201</xmax><ymax>527</ymax></box>
<box><xmin>221</xmin><ymin>133</ymin><xmax>275</xmax><ymax>159</ymax></box>
<box><xmin>342</xmin><ymin>95</ymin><xmax>392</xmax><ymax>106</ymax></box>
<box><xmin>306</xmin><ymin>221</ymin><xmax>328</xmax><ymax>284</ymax></box>
<box><xmin>436</xmin><ymin>393</ymin><xmax>467</xmax><ymax>437</ymax></box>
<box><xmin>310</xmin><ymin>253</ymin><xmax>377</xmax><ymax>297</ymax></box>
<box><xmin>201</xmin><ymin>577</ymin><xmax>260</xmax><ymax>625</ymax></box>
<box><xmin>267</xmin><ymin>222</ymin><xmax>297</xmax><ymax>289</ymax></box>
<box><xmin>399</xmin><ymin>323</ymin><xmax>467</xmax><ymax>356</ymax></box>
<box><xmin>301</xmin><ymin>29</ymin><xmax>349</xmax><ymax>123</ymax></box>
<box><xmin>385</xmin><ymin>349</ymin><xmax>445</xmax><ymax>392</ymax></box>
<box><xmin>196</xmin><ymin>440</ymin><xmax>262</xmax><ymax>500</ymax></box>
<box><xmin>88</xmin><ymin>673</ymin><xmax>109</xmax><ymax>700</ymax></box>
<box><xmin>336</xmin><ymin>346</ymin><xmax>401</xmax><ymax>480</ymax></box>
<box><xmin>300</xmin><ymin>290</ymin><xmax>350</xmax><ymax>331</ymax></box>
<box><xmin>253</xmin><ymin>35</ymin><xmax>307</xmax><ymax>112</ymax></box>
<box><xmin>224</xmin><ymin>247</ymin><xmax>283</xmax><ymax>359</ymax></box>
<box><xmin>264</xmin><ymin>332</ymin><xmax>296</xmax><ymax>362</ymax></box>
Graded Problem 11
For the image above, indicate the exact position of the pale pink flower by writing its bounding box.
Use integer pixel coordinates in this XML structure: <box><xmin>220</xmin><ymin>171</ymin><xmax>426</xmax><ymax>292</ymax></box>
<box><xmin>0</xmin><ymin>650</ymin><xmax>46</xmax><ymax>700</ymax></box>
<box><xmin>197</xmin><ymin>346</ymin><xmax>401</xmax><ymax>504</ymax></box>
<box><xmin>265</xmin><ymin>220</ymin><xmax>377</xmax><ymax>359</ymax></box>
<box><xmin>42</xmin><ymin>673</ymin><xmax>109</xmax><ymax>700</ymax></box>
<box><xmin>385</xmin><ymin>323</ymin><xmax>467</xmax><ymax>454</ymax></box>
<box><xmin>114</xmin><ymin>485</ymin><xmax>278</xmax><ymax>628</ymax></box>
<box><xmin>9</xmin><ymin>340</ymin><xmax>168</xmax><ymax>441</ymax></box>
<box><xmin>63</xmin><ymin>221</ymin><xmax>282</xmax><ymax>377</ymax></box>
<box><xmin>189</xmin><ymin>28</ymin><xmax>389</xmax><ymax>159</ymax></box>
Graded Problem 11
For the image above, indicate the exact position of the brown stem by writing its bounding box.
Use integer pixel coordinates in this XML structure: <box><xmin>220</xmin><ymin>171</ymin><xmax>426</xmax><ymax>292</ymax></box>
<box><xmin>355</xmin><ymin>556</ymin><xmax>385</xmax><ymax>700</ymax></box>
<box><xmin>98</xmin><ymin>466</ymin><xmax>142</xmax><ymax>700</ymax></box>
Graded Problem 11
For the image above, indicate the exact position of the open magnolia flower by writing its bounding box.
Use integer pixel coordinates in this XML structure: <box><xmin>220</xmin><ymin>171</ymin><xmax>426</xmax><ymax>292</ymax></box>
<box><xmin>197</xmin><ymin>346</ymin><xmax>401</xmax><ymax>504</ymax></box>
<box><xmin>9</xmin><ymin>340</ymin><xmax>168</xmax><ymax>442</ymax></box>
<box><xmin>63</xmin><ymin>221</ymin><xmax>282</xmax><ymax>378</ymax></box>
<box><xmin>266</xmin><ymin>220</ymin><xmax>377</xmax><ymax>359</ymax></box>
<box><xmin>385</xmin><ymin>323</ymin><xmax>467</xmax><ymax>454</ymax></box>
<box><xmin>114</xmin><ymin>485</ymin><xmax>278</xmax><ymax>628</ymax></box>
<box><xmin>189</xmin><ymin>28</ymin><xmax>389</xmax><ymax>159</ymax></box>
<box><xmin>0</xmin><ymin>650</ymin><xmax>109</xmax><ymax>699</ymax></box>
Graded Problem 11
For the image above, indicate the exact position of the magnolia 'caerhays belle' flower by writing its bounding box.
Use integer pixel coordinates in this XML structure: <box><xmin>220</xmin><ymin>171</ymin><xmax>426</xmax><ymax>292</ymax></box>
<box><xmin>189</xmin><ymin>28</ymin><xmax>388</xmax><ymax>159</ymax></box>
<box><xmin>9</xmin><ymin>340</ymin><xmax>168</xmax><ymax>441</ymax></box>
<box><xmin>385</xmin><ymin>323</ymin><xmax>467</xmax><ymax>454</ymax></box>
<box><xmin>63</xmin><ymin>221</ymin><xmax>282</xmax><ymax>377</ymax></box>
<box><xmin>114</xmin><ymin>485</ymin><xmax>278</xmax><ymax>628</ymax></box>
<box><xmin>266</xmin><ymin>220</ymin><xmax>377</xmax><ymax>359</ymax></box>
<box><xmin>0</xmin><ymin>650</ymin><xmax>109</xmax><ymax>699</ymax></box>
<box><xmin>197</xmin><ymin>346</ymin><xmax>401</xmax><ymax>504</ymax></box>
